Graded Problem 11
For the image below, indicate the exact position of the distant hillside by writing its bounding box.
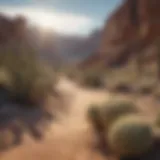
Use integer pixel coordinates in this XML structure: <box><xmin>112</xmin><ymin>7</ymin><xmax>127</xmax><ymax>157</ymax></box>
<box><xmin>69</xmin><ymin>29</ymin><xmax>102</xmax><ymax>63</ymax></box>
<box><xmin>41</xmin><ymin>29</ymin><xmax>102</xmax><ymax>64</ymax></box>
<box><xmin>0</xmin><ymin>13</ymin><xmax>102</xmax><ymax>67</ymax></box>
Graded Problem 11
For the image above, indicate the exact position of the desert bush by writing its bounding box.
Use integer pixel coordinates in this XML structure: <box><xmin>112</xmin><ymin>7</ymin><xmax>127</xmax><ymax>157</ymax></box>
<box><xmin>27</xmin><ymin>66</ymin><xmax>56</xmax><ymax>106</ymax></box>
<box><xmin>109</xmin><ymin>81</ymin><xmax>132</xmax><ymax>93</ymax></box>
<box><xmin>0</xmin><ymin>44</ymin><xmax>57</xmax><ymax>106</ymax></box>
<box><xmin>105</xmin><ymin>68</ymin><xmax>136</xmax><ymax>93</ymax></box>
<box><xmin>107</xmin><ymin>115</ymin><xmax>153</xmax><ymax>157</ymax></box>
<box><xmin>11</xmin><ymin>63</ymin><xmax>56</xmax><ymax>106</ymax></box>
<box><xmin>106</xmin><ymin>75</ymin><xmax>134</xmax><ymax>93</ymax></box>
<box><xmin>80</xmin><ymin>71</ymin><xmax>104</xmax><ymax>88</ymax></box>
<box><xmin>101</xmin><ymin>99</ymin><xmax>138</xmax><ymax>130</ymax></box>
<box><xmin>133</xmin><ymin>78</ymin><xmax>156</xmax><ymax>94</ymax></box>
<box><xmin>65</xmin><ymin>69</ymin><xmax>77</xmax><ymax>80</ymax></box>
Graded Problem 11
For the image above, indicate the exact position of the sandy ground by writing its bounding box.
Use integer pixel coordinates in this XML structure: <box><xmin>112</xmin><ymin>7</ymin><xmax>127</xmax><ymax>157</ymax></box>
<box><xmin>0</xmin><ymin>77</ymin><xmax>110</xmax><ymax>160</ymax></box>
<box><xmin>0</xmin><ymin>77</ymin><xmax>159</xmax><ymax>160</ymax></box>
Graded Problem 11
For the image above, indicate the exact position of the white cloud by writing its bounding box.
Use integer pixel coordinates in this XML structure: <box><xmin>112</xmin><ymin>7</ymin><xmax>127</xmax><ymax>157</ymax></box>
<box><xmin>0</xmin><ymin>6</ymin><xmax>94</xmax><ymax>35</ymax></box>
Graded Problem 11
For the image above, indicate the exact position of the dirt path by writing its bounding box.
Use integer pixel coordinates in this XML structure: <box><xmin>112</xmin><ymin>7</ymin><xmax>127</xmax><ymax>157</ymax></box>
<box><xmin>0</xmin><ymin>77</ymin><xmax>109</xmax><ymax>160</ymax></box>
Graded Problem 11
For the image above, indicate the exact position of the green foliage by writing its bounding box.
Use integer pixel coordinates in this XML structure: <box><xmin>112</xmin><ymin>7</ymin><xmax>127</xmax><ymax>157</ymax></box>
<box><xmin>108</xmin><ymin>116</ymin><xmax>153</xmax><ymax>157</ymax></box>
<box><xmin>101</xmin><ymin>100</ymin><xmax>138</xmax><ymax>130</ymax></box>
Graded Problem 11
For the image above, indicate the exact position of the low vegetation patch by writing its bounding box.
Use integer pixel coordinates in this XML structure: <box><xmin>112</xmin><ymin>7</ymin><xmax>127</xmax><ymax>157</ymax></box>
<box><xmin>132</xmin><ymin>78</ymin><xmax>156</xmax><ymax>95</ymax></box>
<box><xmin>0</xmin><ymin>44</ymin><xmax>58</xmax><ymax>107</ymax></box>
<box><xmin>105</xmin><ymin>67</ymin><xmax>136</xmax><ymax>93</ymax></box>
<box><xmin>79</xmin><ymin>70</ymin><xmax>105</xmax><ymax>89</ymax></box>
<box><xmin>0</xmin><ymin>43</ymin><xmax>62</xmax><ymax>149</ymax></box>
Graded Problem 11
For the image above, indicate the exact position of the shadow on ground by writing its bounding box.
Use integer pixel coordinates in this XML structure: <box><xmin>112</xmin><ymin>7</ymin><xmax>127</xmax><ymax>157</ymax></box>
<box><xmin>0</xmin><ymin>87</ymin><xmax>63</xmax><ymax>152</ymax></box>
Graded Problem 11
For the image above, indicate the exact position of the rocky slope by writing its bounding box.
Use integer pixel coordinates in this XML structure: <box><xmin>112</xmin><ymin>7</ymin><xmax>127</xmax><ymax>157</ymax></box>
<box><xmin>0</xmin><ymin>13</ymin><xmax>102</xmax><ymax>67</ymax></box>
<box><xmin>80</xmin><ymin>0</ymin><xmax>160</xmax><ymax>68</ymax></box>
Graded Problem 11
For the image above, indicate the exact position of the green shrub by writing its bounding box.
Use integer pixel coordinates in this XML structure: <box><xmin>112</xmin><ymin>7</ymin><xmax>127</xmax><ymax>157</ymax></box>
<box><xmin>106</xmin><ymin>68</ymin><xmax>136</xmax><ymax>92</ymax></box>
<box><xmin>101</xmin><ymin>100</ymin><xmax>138</xmax><ymax>130</ymax></box>
<box><xmin>107</xmin><ymin>115</ymin><xmax>153</xmax><ymax>157</ymax></box>
<box><xmin>29</xmin><ymin>67</ymin><xmax>55</xmax><ymax>105</ymax></box>
<box><xmin>11</xmin><ymin>63</ymin><xmax>56</xmax><ymax>106</ymax></box>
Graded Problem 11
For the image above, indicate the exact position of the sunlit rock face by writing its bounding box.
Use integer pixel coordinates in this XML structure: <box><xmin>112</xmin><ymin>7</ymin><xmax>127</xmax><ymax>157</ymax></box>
<box><xmin>80</xmin><ymin>0</ymin><xmax>160</xmax><ymax>68</ymax></box>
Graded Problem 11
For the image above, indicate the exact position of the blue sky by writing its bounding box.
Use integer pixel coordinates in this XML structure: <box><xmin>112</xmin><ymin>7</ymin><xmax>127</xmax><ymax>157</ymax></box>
<box><xmin>0</xmin><ymin>0</ymin><xmax>122</xmax><ymax>35</ymax></box>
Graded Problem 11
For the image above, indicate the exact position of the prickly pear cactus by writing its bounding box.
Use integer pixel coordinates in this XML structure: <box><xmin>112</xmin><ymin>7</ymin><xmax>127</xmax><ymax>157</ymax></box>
<box><xmin>107</xmin><ymin>116</ymin><xmax>153</xmax><ymax>157</ymax></box>
<box><xmin>101</xmin><ymin>100</ymin><xmax>138</xmax><ymax>130</ymax></box>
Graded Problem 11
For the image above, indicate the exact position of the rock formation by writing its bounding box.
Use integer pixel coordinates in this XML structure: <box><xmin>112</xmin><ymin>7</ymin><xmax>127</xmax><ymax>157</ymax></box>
<box><xmin>80</xmin><ymin>0</ymin><xmax>160</xmax><ymax>68</ymax></box>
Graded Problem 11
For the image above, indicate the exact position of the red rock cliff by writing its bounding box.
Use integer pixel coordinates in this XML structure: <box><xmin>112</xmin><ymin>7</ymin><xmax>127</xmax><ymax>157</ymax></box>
<box><xmin>80</xmin><ymin>0</ymin><xmax>160</xmax><ymax>68</ymax></box>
